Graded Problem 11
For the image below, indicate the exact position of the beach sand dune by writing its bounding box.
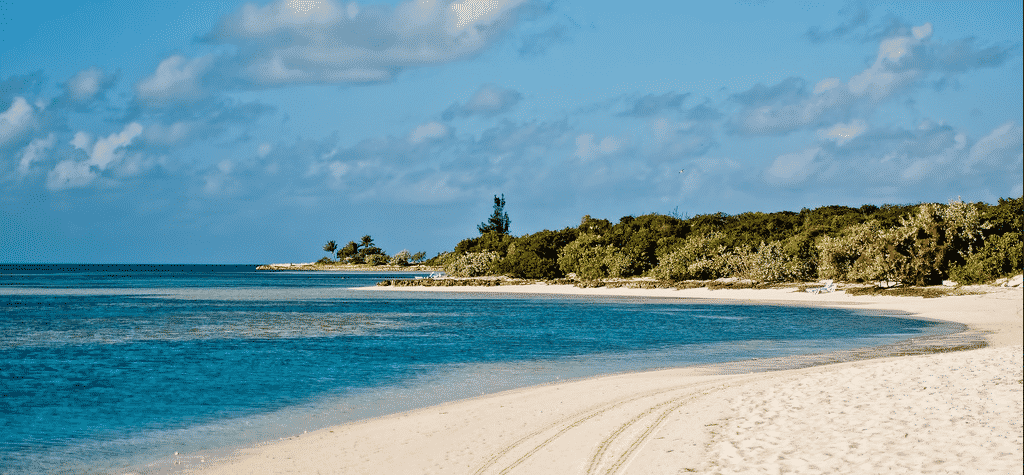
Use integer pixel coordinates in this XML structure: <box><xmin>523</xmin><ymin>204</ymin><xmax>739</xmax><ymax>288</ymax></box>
<box><xmin>192</xmin><ymin>285</ymin><xmax>1023</xmax><ymax>474</ymax></box>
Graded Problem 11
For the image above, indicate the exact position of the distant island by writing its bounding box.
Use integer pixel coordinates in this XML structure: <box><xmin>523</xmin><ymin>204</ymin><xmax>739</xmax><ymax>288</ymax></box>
<box><xmin>256</xmin><ymin>262</ymin><xmax>439</xmax><ymax>272</ymax></box>
<box><xmin>275</xmin><ymin>195</ymin><xmax>1023</xmax><ymax>290</ymax></box>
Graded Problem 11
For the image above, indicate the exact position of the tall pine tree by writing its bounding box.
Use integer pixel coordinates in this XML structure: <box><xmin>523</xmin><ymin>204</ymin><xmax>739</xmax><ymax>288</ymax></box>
<box><xmin>478</xmin><ymin>194</ymin><xmax>511</xmax><ymax>235</ymax></box>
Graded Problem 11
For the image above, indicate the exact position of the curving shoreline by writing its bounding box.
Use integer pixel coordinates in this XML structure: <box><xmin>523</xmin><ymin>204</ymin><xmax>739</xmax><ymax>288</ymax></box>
<box><xmin>190</xmin><ymin>284</ymin><xmax>1023</xmax><ymax>474</ymax></box>
<box><xmin>255</xmin><ymin>262</ymin><xmax>442</xmax><ymax>272</ymax></box>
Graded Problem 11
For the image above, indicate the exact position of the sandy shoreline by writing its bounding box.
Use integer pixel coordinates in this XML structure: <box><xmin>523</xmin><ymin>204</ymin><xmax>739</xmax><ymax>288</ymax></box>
<box><xmin>189</xmin><ymin>284</ymin><xmax>1022</xmax><ymax>474</ymax></box>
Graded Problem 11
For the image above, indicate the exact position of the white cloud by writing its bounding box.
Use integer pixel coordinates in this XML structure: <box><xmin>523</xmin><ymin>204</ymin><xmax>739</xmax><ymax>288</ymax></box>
<box><xmin>47</xmin><ymin>160</ymin><xmax>96</xmax><ymax>191</ymax></box>
<box><xmin>672</xmin><ymin>156</ymin><xmax>743</xmax><ymax>197</ymax></box>
<box><xmin>286</xmin><ymin>0</ymin><xmax>333</xmax><ymax>15</ymax></box>
<box><xmin>88</xmin><ymin>123</ymin><xmax>144</xmax><ymax>169</ymax></box>
<box><xmin>233</xmin><ymin>0</ymin><xmax>344</xmax><ymax>36</ymax></box>
<box><xmin>112</xmin><ymin>152</ymin><xmax>165</xmax><ymax>179</ymax></box>
<box><xmin>617</xmin><ymin>92</ymin><xmax>689</xmax><ymax>117</ymax></box>
<box><xmin>651</xmin><ymin>117</ymin><xmax>693</xmax><ymax>143</ymax></box>
<box><xmin>575</xmin><ymin>133</ymin><xmax>624</xmax><ymax>160</ymax></box>
<box><xmin>731</xmin><ymin>23</ymin><xmax>1009</xmax><ymax>136</ymax></box>
<box><xmin>846</xmin><ymin>23</ymin><xmax>928</xmax><ymax>99</ymax></box>
<box><xmin>18</xmin><ymin>134</ymin><xmax>55</xmax><ymax>175</ymax></box>
<box><xmin>799</xmin><ymin>121</ymin><xmax>983</xmax><ymax>192</ymax></box>
<box><xmin>292</xmin><ymin>118</ymin><xmax>574</xmax><ymax>204</ymax></box>
<box><xmin>327</xmin><ymin>161</ymin><xmax>349</xmax><ymax>180</ymax></box>
<box><xmin>729</xmin><ymin>78</ymin><xmax>854</xmax><ymax>135</ymax></box>
<box><xmin>192</xmin><ymin>0</ymin><xmax>534</xmax><ymax>88</ymax></box>
<box><xmin>0</xmin><ymin>97</ymin><xmax>36</xmax><ymax>146</ymax></box>
<box><xmin>765</xmin><ymin>147</ymin><xmax>820</xmax><ymax>186</ymax></box>
<box><xmin>847</xmin><ymin>64</ymin><xmax>917</xmax><ymax>99</ymax></box>
<box><xmin>135</xmin><ymin>101</ymin><xmax>274</xmax><ymax>147</ymax></box>
<box><xmin>203</xmin><ymin>159</ymin><xmax>239</xmax><ymax>195</ymax></box>
<box><xmin>141</xmin><ymin>122</ymin><xmax>193</xmax><ymax>146</ymax></box>
<box><xmin>137</xmin><ymin>55</ymin><xmax>216</xmax><ymax>104</ymax></box>
<box><xmin>465</xmin><ymin>84</ymin><xmax>521</xmax><ymax>115</ymax></box>
<box><xmin>1012</xmin><ymin>157</ymin><xmax>1024</xmax><ymax>197</ymax></box>
<box><xmin>895</xmin><ymin>129</ymin><xmax>964</xmax><ymax>183</ymax></box>
<box><xmin>649</xmin><ymin>117</ymin><xmax>713</xmax><ymax>159</ymax></box>
<box><xmin>443</xmin><ymin>84</ymin><xmax>522</xmax><ymax>119</ymax></box>
<box><xmin>383</xmin><ymin>172</ymin><xmax>476</xmax><ymax>204</ymax></box>
<box><xmin>203</xmin><ymin>173</ymin><xmax>227</xmax><ymax>195</ymax></box>
<box><xmin>409</xmin><ymin>121</ymin><xmax>449</xmax><ymax>144</ymax></box>
<box><xmin>912</xmin><ymin>23</ymin><xmax>933</xmax><ymax>41</ymax></box>
<box><xmin>451</xmin><ymin>0</ymin><xmax>501</xmax><ymax>30</ymax></box>
<box><xmin>64</xmin><ymin>67</ymin><xmax>114</xmax><ymax>105</ymax></box>
<box><xmin>817</xmin><ymin>120</ymin><xmax>867</xmax><ymax>146</ymax></box>
<box><xmin>901</xmin><ymin>159</ymin><xmax>931</xmax><ymax>182</ymax></box>
<box><xmin>44</xmin><ymin>123</ymin><xmax>145</xmax><ymax>190</ymax></box>
<box><xmin>71</xmin><ymin>131</ymin><xmax>93</xmax><ymax>151</ymax></box>
<box><xmin>877</xmin><ymin>36</ymin><xmax>914</xmax><ymax>63</ymax></box>
<box><xmin>812</xmin><ymin>78</ymin><xmax>841</xmax><ymax>94</ymax></box>
<box><xmin>967</xmin><ymin>122</ymin><xmax>1023</xmax><ymax>169</ymax></box>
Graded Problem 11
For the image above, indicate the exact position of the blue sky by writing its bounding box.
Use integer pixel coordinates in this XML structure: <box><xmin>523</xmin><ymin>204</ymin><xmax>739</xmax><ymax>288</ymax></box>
<box><xmin>1</xmin><ymin>0</ymin><xmax>1021</xmax><ymax>264</ymax></box>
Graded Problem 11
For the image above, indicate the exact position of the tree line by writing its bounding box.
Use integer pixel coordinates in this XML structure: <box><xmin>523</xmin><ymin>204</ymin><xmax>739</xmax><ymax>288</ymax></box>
<box><xmin>427</xmin><ymin>195</ymin><xmax>1023</xmax><ymax>286</ymax></box>
<box><xmin>320</xmin><ymin>235</ymin><xmax>427</xmax><ymax>266</ymax></box>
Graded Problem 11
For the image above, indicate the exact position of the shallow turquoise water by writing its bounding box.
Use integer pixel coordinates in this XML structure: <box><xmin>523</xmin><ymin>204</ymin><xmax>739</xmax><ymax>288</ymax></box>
<box><xmin>0</xmin><ymin>265</ymin><xmax>951</xmax><ymax>474</ymax></box>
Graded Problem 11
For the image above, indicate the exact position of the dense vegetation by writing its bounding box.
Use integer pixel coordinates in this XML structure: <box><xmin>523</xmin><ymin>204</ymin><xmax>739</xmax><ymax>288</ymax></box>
<box><xmin>318</xmin><ymin>235</ymin><xmax>427</xmax><ymax>266</ymax></box>
<box><xmin>314</xmin><ymin>195</ymin><xmax>516</xmax><ymax>267</ymax></box>
<box><xmin>429</xmin><ymin>197</ymin><xmax>1023</xmax><ymax>286</ymax></box>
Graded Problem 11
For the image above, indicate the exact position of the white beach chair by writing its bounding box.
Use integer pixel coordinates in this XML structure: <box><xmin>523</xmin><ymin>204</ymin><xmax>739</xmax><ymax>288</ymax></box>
<box><xmin>806</xmin><ymin>280</ymin><xmax>835</xmax><ymax>294</ymax></box>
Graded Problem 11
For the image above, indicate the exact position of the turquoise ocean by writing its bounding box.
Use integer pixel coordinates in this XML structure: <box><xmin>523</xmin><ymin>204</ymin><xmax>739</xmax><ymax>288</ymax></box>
<box><xmin>0</xmin><ymin>264</ymin><xmax>959</xmax><ymax>473</ymax></box>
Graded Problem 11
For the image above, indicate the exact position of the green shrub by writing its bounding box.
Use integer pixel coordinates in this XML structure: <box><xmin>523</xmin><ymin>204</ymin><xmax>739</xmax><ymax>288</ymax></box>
<box><xmin>577</xmin><ymin>215</ymin><xmax>612</xmax><ymax>235</ymax></box>
<box><xmin>727</xmin><ymin>241</ymin><xmax>809</xmax><ymax>283</ymax></box>
<box><xmin>389</xmin><ymin>250</ymin><xmax>412</xmax><ymax>266</ymax></box>
<box><xmin>502</xmin><ymin>242</ymin><xmax>559</xmax><ymax>279</ymax></box>
<box><xmin>336</xmin><ymin>241</ymin><xmax>359</xmax><ymax>260</ymax></box>
<box><xmin>604</xmin><ymin>249</ymin><xmax>641</xmax><ymax>278</ymax></box>
<box><xmin>365</xmin><ymin>254</ymin><xmax>389</xmax><ymax>266</ymax></box>
<box><xmin>817</xmin><ymin>220</ymin><xmax>891</xmax><ymax>282</ymax></box>
<box><xmin>877</xmin><ymin>200</ymin><xmax>987</xmax><ymax>285</ymax></box>
<box><xmin>648</xmin><ymin>232</ymin><xmax>729</xmax><ymax>280</ymax></box>
<box><xmin>425</xmin><ymin>251</ymin><xmax>456</xmax><ymax>267</ymax></box>
<box><xmin>453</xmin><ymin>232</ymin><xmax>515</xmax><ymax>256</ymax></box>
<box><xmin>557</xmin><ymin>234</ymin><xmax>614</xmax><ymax>280</ymax></box>
<box><xmin>814</xmin><ymin>200</ymin><xmax>989</xmax><ymax>285</ymax></box>
<box><xmin>444</xmin><ymin>251</ymin><xmax>501</xmax><ymax>277</ymax></box>
<box><xmin>497</xmin><ymin>228</ymin><xmax>576</xmax><ymax>279</ymax></box>
<box><xmin>979</xmin><ymin>197</ymin><xmax>1023</xmax><ymax>236</ymax></box>
<box><xmin>949</xmin><ymin>232</ymin><xmax>1023</xmax><ymax>284</ymax></box>
<box><xmin>601</xmin><ymin>214</ymin><xmax>688</xmax><ymax>275</ymax></box>
<box><xmin>941</xmin><ymin>198</ymin><xmax>989</xmax><ymax>258</ymax></box>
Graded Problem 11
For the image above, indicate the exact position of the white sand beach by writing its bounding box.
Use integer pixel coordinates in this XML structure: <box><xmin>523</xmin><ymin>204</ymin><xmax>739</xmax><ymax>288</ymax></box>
<box><xmin>191</xmin><ymin>283</ymin><xmax>1023</xmax><ymax>474</ymax></box>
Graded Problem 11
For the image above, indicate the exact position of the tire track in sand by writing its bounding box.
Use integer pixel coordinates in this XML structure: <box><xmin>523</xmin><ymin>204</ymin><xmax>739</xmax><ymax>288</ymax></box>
<box><xmin>585</xmin><ymin>388</ymin><xmax>715</xmax><ymax>475</ymax></box>
<box><xmin>471</xmin><ymin>385</ymin><xmax>685</xmax><ymax>475</ymax></box>
<box><xmin>473</xmin><ymin>376</ymin><xmax>756</xmax><ymax>475</ymax></box>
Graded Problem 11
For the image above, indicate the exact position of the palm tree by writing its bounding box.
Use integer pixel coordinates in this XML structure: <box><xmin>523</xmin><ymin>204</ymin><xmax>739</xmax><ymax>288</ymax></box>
<box><xmin>360</xmin><ymin>235</ymin><xmax>374</xmax><ymax>249</ymax></box>
<box><xmin>323</xmin><ymin>241</ymin><xmax>337</xmax><ymax>261</ymax></box>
